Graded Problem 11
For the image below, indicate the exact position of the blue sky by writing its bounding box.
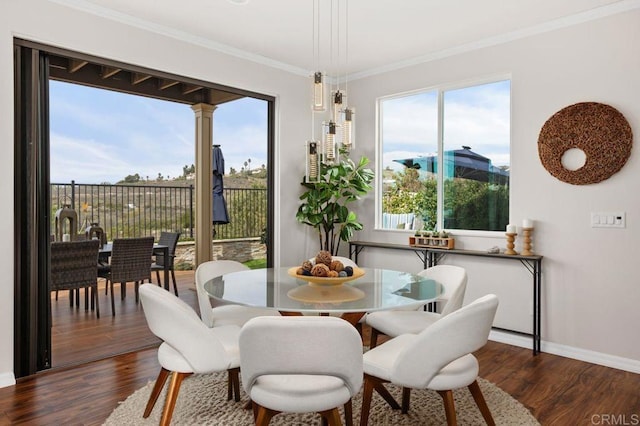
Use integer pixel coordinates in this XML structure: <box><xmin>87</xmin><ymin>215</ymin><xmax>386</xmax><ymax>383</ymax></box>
<box><xmin>49</xmin><ymin>80</ymin><xmax>268</xmax><ymax>184</ymax></box>
<box><xmin>382</xmin><ymin>79</ymin><xmax>510</xmax><ymax>173</ymax></box>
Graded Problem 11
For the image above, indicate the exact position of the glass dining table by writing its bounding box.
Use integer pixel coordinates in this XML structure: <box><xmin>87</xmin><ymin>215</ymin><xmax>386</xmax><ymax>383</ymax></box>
<box><xmin>203</xmin><ymin>267</ymin><xmax>443</xmax><ymax>325</ymax></box>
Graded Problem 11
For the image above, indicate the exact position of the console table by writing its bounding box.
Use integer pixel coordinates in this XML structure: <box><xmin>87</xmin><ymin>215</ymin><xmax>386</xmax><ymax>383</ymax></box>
<box><xmin>349</xmin><ymin>240</ymin><xmax>543</xmax><ymax>355</ymax></box>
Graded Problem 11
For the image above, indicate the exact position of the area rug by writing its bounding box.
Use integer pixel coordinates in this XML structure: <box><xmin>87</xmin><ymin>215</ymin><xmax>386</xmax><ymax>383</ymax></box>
<box><xmin>104</xmin><ymin>372</ymin><xmax>539</xmax><ymax>425</ymax></box>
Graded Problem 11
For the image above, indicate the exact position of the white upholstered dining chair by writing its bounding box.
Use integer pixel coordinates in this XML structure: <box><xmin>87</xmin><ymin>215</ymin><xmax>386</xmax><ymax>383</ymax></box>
<box><xmin>360</xmin><ymin>294</ymin><xmax>499</xmax><ymax>426</ymax></box>
<box><xmin>195</xmin><ymin>260</ymin><xmax>280</xmax><ymax>328</ymax></box>
<box><xmin>139</xmin><ymin>284</ymin><xmax>242</xmax><ymax>426</ymax></box>
<box><xmin>240</xmin><ymin>316</ymin><xmax>363</xmax><ymax>426</ymax></box>
<box><xmin>365</xmin><ymin>264</ymin><xmax>467</xmax><ymax>348</ymax></box>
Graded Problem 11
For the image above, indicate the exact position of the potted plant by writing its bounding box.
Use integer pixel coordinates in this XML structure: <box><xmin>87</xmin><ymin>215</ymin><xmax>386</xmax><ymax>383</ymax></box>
<box><xmin>439</xmin><ymin>230</ymin><xmax>450</xmax><ymax>247</ymax></box>
<box><xmin>296</xmin><ymin>151</ymin><xmax>374</xmax><ymax>255</ymax></box>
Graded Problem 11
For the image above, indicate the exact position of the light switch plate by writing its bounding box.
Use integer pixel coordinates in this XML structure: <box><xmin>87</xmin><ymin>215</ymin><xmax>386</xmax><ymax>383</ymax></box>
<box><xmin>591</xmin><ymin>212</ymin><xmax>625</xmax><ymax>228</ymax></box>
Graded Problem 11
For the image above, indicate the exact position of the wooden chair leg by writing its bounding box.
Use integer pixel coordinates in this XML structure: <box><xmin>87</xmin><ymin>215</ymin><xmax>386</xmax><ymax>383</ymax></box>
<box><xmin>251</xmin><ymin>400</ymin><xmax>259</xmax><ymax>421</ymax></box>
<box><xmin>369</xmin><ymin>375</ymin><xmax>400</xmax><ymax>410</ymax></box>
<box><xmin>319</xmin><ymin>408</ymin><xmax>342</xmax><ymax>426</ymax></box>
<box><xmin>135</xmin><ymin>281</ymin><xmax>140</xmax><ymax>304</ymax></box>
<box><xmin>155</xmin><ymin>270</ymin><xmax>161</xmax><ymax>286</ymax></box>
<box><xmin>359</xmin><ymin>375</ymin><xmax>375</xmax><ymax>426</ymax></box>
<box><xmin>121</xmin><ymin>281</ymin><xmax>126</xmax><ymax>300</ymax></box>
<box><xmin>344</xmin><ymin>398</ymin><xmax>353</xmax><ymax>426</ymax></box>
<box><xmin>254</xmin><ymin>404</ymin><xmax>279</xmax><ymax>426</ymax></box>
<box><xmin>401</xmin><ymin>387</ymin><xmax>411</xmax><ymax>414</ymax></box>
<box><xmin>144</xmin><ymin>367</ymin><xmax>171</xmax><ymax>418</ymax></box>
<box><xmin>468</xmin><ymin>380</ymin><xmax>495</xmax><ymax>426</ymax></box>
<box><xmin>437</xmin><ymin>389</ymin><xmax>457</xmax><ymax>426</ymax></box>
<box><xmin>160</xmin><ymin>371</ymin><xmax>191</xmax><ymax>426</ymax></box>
<box><xmin>84</xmin><ymin>287</ymin><xmax>89</xmax><ymax>311</ymax></box>
<box><xmin>369</xmin><ymin>328</ymin><xmax>380</xmax><ymax>349</ymax></box>
<box><xmin>227</xmin><ymin>367</ymin><xmax>240</xmax><ymax>402</ymax></box>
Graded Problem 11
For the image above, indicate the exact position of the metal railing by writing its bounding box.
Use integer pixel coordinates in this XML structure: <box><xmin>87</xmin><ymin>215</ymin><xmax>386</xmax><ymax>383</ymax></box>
<box><xmin>51</xmin><ymin>181</ymin><xmax>267</xmax><ymax>241</ymax></box>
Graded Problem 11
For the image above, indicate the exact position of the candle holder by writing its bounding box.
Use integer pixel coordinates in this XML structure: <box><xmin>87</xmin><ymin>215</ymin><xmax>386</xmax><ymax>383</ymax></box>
<box><xmin>505</xmin><ymin>232</ymin><xmax>517</xmax><ymax>255</ymax></box>
<box><xmin>521</xmin><ymin>227</ymin><xmax>534</xmax><ymax>256</ymax></box>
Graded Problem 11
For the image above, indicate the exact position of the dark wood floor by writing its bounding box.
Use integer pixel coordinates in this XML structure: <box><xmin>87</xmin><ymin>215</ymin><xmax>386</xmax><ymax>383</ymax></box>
<box><xmin>1</xmin><ymin>271</ymin><xmax>638</xmax><ymax>425</ymax></box>
<box><xmin>51</xmin><ymin>272</ymin><xmax>199</xmax><ymax>368</ymax></box>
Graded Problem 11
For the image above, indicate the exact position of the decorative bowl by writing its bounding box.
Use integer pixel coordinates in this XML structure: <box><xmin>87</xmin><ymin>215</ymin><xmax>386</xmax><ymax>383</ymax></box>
<box><xmin>287</xmin><ymin>284</ymin><xmax>365</xmax><ymax>303</ymax></box>
<box><xmin>287</xmin><ymin>266</ymin><xmax>365</xmax><ymax>286</ymax></box>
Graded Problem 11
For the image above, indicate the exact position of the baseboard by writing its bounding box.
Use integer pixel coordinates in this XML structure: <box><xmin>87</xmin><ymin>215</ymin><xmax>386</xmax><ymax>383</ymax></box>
<box><xmin>489</xmin><ymin>330</ymin><xmax>640</xmax><ymax>374</ymax></box>
<box><xmin>0</xmin><ymin>372</ymin><xmax>16</xmax><ymax>389</ymax></box>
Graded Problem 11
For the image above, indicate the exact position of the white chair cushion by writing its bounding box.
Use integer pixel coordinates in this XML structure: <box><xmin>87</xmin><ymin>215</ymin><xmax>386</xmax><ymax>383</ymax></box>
<box><xmin>210</xmin><ymin>305</ymin><xmax>280</xmax><ymax>327</ymax></box>
<box><xmin>366</xmin><ymin>310</ymin><xmax>440</xmax><ymax>336</ymax></box>
<box><xmin>426</xmin><ymin>354</ymin><xmax>479</xmax><ymax>391</ymax></box>
<box><xmin>364</xmin><ymin>336</ymin><xmax>479</xmax><ymax>390</ymax></box>
<box><xmin>156</xmin><ymin>325</ymin><xmax>241</xmax><ymax>373</ymax></box>
<box><xmin>239</xmin><ymin>316</ymin><xmax>363</xmax><ymax>415</ymax></box>
<box><xmin>250</xmin><ymin>374</ymin><xmax>352</xmax><ymax>413</ymax></box>
<box><xmin>157</xmin><ymin>342</ymin><xmax>193</xmax><ymax>373</ymax></box>
<box><xmin>363</xmin><ymin>334</ymin><xmax>418</xmax><ymax>381</ymax></box>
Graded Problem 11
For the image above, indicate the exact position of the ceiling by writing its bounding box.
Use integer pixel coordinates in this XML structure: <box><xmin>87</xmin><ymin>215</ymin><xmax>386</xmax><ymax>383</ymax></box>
<box><xmin>53</xmin><ymin>0</ymin><xmax>637</xmax><ymax>79</ymax></box>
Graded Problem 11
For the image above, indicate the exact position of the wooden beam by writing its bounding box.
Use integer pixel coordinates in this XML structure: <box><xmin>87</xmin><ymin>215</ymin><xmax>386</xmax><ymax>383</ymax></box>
<box><xmin>209</xmin><ymin>91</ymin><xmax>246</xmax><ymax>105</ymax></box>
<box><xmin>68</xmin><ymin>59</ymin><xmax>88</xmax><ymax>73</ymax></box>
<box><xmin>182</xmin><ymin>84</ymin><xmax>203</xmax><ymax>95</ymax></box>
<box><xmin>131</xmin><ymin>72</ymin><xmax>152</xmax><ymax>85</ymax></box>
<box><xmin>101</xmin><ymin>66</ymin><xmax>121</xmax><ymax>79</ymax></box>
<box><xmin>159</xmin><ymin>79</ymin><xmax>179</xmax><ymax>90</ymax></box>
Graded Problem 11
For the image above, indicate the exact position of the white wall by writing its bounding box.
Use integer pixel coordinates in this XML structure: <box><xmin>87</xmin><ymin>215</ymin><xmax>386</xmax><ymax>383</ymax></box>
<box><xmin>348</xmin><ymin>10</ymin><xmax>640</xmax><ymax>367</ymax></box>
<box><xmin>0</xmin><ymin>0</ymin><xmax>311</xmax><ymax>386</ymax></box>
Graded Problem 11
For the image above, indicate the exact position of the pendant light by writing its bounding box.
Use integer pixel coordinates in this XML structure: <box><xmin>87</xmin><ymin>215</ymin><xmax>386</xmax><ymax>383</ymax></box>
<box><xmin>306</xmin><ymin>0</ymin><xmax>354</xmax><ymax>181</ymax></box>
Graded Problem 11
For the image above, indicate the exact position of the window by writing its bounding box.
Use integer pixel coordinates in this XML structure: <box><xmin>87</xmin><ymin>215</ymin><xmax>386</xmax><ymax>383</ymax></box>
<box><xmin>379</xmin><ymin>79</ymin><xmax>510</xmax><ymax>232</ymax></box>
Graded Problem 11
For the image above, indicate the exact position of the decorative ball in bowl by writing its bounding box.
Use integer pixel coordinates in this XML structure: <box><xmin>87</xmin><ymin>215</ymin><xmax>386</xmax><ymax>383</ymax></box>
<box><xmin>291</xmin><ymin>251</ymin><xmax>365</xmax><ymax>285</ymax></box>
<box><xmin>288</xmin><ymin>266</ymin><xmax>365</xmax><ymax>286</ymax></box>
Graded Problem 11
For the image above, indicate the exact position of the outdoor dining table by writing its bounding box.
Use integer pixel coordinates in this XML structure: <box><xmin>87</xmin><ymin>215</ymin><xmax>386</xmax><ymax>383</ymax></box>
<box><xmin>203</xmin><ymin>267</ymin><xmax>443</xmax><ymax>326</ymax></box>
<box><xmin>99</xmin><ymin>243</ymin><xmax>171</xmax><ymax>291</ymax></box>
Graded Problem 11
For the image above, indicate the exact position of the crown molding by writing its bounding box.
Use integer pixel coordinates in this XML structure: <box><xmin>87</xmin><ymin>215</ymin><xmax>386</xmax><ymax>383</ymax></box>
<box><xmin>49</xmin><ymin>0</ymin><xmax>640</xmax><ymax>81</ymax></box>
<box><xmin>348</xmin><ymin>0</ymin><xmax>640</xmax><ymax>81</ymax></box>
<box><xmin>47</xmin><ymin>0</ymin><xmax>310</xmax><ymax>77</ymax></box>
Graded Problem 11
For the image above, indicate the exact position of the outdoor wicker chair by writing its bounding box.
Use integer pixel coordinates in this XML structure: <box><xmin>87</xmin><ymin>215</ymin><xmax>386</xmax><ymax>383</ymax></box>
<box><xmin>150</xmin><ymin>231</ymin><xmax>180</xmax><ymax>296</ymax></box>
<box><xmin>99</xmin><ymin>236</ymin><xmax>154</xmax><ymax>316</ymax></box>
<box><xmin>50</xmin><ymin>239</ymin><xmax>101</xmax><ymax>318</ymax></box>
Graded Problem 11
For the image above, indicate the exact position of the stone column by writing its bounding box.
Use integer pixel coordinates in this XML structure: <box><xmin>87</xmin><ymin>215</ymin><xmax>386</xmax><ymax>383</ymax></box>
<box><xmin>191</xmin><ymin>103</ymin><xmax>217</xmax><ymax>268</ymax></box>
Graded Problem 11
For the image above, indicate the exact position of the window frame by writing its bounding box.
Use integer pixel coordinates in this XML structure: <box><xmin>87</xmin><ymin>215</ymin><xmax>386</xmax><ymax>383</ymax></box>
<box><xmin>375</xmin><ymin>74</ymin><xmax>512</xmax><ymax>236</ymax></box>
